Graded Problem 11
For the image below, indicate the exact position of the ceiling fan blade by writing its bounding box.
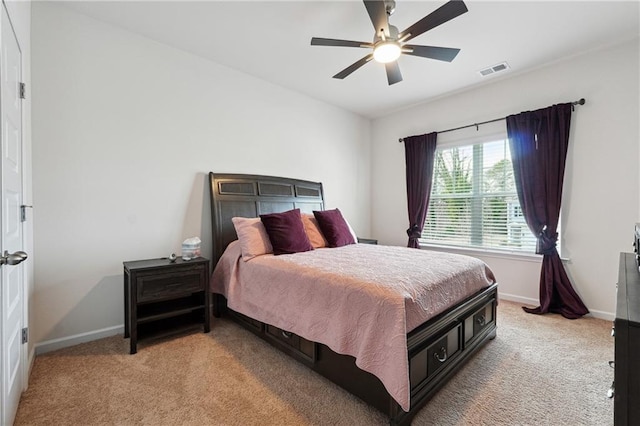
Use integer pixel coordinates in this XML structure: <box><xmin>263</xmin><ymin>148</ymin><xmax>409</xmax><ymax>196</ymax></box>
<box><xmin>385</xmin><ymin>61</ymin><xmax>403</xmax><ymax>85</ymax></box>
<box><xmin>403</xmin><ymin>45</ymin><xmax>461</xmax><ymax>62</ymax></box>
<box><xmin>363</xmin><ymin>0</ymin><xmax>390</xmax><ymax>37</ymax></box>
<box><xmin>400</xmin><ymin>0</ymin><xmax>468</xmax><ymax>43</ymax></box>
<box><xmin>311</xmin><ymin>37</ymin><xmax>373</xmax><ymax>49</ymax></box>
<box><xmin>333</xmin><ymin>54</ymin><xmax>374</xmax><ymax>79</ymax></box>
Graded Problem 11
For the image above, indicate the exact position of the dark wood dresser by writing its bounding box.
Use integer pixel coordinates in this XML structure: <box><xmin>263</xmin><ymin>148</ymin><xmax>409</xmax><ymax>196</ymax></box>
<box><xmin>614</xmin><ymin>251</ymin><xmax>640</xmax><ymax>425</ymax></box>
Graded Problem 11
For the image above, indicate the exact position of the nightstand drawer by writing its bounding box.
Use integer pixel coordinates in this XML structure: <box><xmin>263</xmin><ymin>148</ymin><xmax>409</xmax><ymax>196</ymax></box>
<box><xmin>357</xmin><ymin>237</ymin><xmax>378</xmax><ymax>245</ymax></box>
<box><xmin>136</xmin><ymin>266</ymin><xmax>204</xmax><ymax>302</ymax></box>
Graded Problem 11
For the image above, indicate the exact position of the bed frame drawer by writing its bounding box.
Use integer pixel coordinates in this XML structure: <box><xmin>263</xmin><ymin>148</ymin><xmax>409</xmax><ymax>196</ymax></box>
<box><xmin>265</xmin><ymin>325</ymin><xmax>316</xmax><ymax>362</ymax></box>
<box><xmin>410</xmin><ymin>324</ymin><xmax>461</xmax><ymax>392</ymax></box>
<box><xmin>464</xmin><ymin>299</ymin><xmax>496</xmax><ymax>344</ymax></box>
<box><xmin>229</xmin><ymin>310</ymin><xmax>263</xmax><ymax>332</ymax></box>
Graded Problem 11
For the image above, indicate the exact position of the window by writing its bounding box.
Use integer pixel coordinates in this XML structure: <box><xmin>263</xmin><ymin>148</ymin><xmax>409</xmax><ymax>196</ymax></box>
<box><xmin>421</xmin><ymin>138</ymin><xmax>537</xmax><ymax>253</ymax></box>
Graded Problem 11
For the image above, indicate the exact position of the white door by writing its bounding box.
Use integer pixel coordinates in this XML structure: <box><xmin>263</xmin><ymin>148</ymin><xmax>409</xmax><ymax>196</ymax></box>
<box><xmin>0</xmin><ymin>3</ymin><xmax>24</xmax><ymax>424</ymax></box>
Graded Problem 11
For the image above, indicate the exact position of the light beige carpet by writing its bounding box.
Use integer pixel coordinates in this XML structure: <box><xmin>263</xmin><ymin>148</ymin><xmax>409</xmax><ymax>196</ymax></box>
<box><xmin>15</xmin><ymin>300</ymin><xmax>613</xmax><ymax>425</ymax></box>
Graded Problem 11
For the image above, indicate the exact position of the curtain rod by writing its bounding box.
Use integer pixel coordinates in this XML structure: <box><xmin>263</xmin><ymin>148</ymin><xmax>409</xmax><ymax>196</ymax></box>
<box><xmin>398</xmin><ymin>98</ymin><xmax>586</xmax><ymax>143</ymax></box>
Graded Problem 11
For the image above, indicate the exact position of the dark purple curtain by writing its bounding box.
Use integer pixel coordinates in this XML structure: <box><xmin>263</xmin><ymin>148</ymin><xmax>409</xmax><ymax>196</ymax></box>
<box><xmin>404</xmin><ymin>132</ymin><xmax>437</xmax><ymax>248</ymax></box>
<box><xmin>506</xmin><ymin>103</ymin><xmax>589</xmax><ymax>319</ymax></box>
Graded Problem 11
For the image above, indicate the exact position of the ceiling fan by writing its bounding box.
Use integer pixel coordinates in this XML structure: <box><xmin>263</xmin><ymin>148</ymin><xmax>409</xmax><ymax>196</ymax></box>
<box><xmin>310</xmin><ymin>0</ymin><xmax>468</xmax><ymax>85</ymax></box>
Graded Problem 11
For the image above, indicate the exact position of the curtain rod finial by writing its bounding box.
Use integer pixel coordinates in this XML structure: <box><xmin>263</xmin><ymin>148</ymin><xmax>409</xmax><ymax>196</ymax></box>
<box><xmin>578</xmin><ymin>98</ymin><xmax>586</xmax><ymax>105</ymax></box>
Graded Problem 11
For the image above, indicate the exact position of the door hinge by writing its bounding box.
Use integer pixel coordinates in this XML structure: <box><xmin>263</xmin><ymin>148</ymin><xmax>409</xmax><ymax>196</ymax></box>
<box><xmin>20</xmin><ymin>205</ymin><xmax>32</xmax><ymax>222</ymax></box>
<box><xmin>19</xmin><ymin>82</ymin><xmax>25</xmax><ymax>99</ymax></box>
<box><xmin>21</xmin><ymin>327</ymin><xmax>28</xmax><ymax>344</ymax></box>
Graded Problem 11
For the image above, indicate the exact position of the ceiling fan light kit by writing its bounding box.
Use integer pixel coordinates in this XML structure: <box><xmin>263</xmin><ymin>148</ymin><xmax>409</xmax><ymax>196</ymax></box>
<box><xmin>373</xmin><ymin>42</ymin><xmax>401</xmax><ymax>63</ymax></box>
<box><xmin>311</xmin><ymin>0</ymin><xmax>468</xmax><ymax>85</ymax></box>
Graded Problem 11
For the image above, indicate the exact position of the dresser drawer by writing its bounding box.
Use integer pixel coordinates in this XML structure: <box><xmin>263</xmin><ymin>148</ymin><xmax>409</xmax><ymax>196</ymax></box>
<box><xmin>464</xmin><ymin>299</ymin><xmax>496</xmax><ymax>344</ymax></box>
<box><xmin>136</xmin><ymin>265</ymin><xmax>205</xmax><ymax>302</ymax></box>
<box><xmin>410</xmin><ymin>324</ymin><xmax>461</xmax><ymax>391</ymax></box>
<box><xmin>265</xmin><ymin>324</ymin><xmax>316</xmax><ymax>362</ymax></box>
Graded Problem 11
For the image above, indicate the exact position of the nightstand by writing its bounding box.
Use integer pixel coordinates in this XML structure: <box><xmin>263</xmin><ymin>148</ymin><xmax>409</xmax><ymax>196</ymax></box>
<box><xmin>357</xmin><ymin>237</ymin><xmax>378</xmax><ymax>245</ymax></box>
<box><xmin>123</xmin><ymin>257</ymin><xmax>210</xmax><ymax>354</ymax></box>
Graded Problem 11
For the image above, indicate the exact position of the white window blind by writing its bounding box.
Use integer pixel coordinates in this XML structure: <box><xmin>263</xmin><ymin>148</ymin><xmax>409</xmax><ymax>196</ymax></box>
<box><xmin>421</xmin><ymin>137</ymin><xmax>537</xmax><ymax>253</ymax></box>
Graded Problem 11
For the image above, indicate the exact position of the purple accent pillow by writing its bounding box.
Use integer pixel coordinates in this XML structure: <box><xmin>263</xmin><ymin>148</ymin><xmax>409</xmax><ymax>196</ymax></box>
<box><xmin>313</xmin><ymin>208</ymin><xmax>356</xmax><ymax>248</ymax></box>
<box><xmin>260</xmin><ymin>208</ymin><xmax>314</xmax><ymax>255</ymax></box>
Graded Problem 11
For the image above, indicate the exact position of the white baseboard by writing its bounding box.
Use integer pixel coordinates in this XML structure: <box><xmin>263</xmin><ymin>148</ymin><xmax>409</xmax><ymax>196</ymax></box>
<box><xmin>35</xmin><ymin>324</ymin><xmax>124</xmax><ymax>355</ymax></box>
<box><xmin>498</xmin><ymin>292</ymin><xmax>538</xmax><ymax>306</ymax></box>
<box><xmin>498</xmin><ymin>293</ymin><xmax>614</xmax><ymax>321</ymax></box>
<box><xmin>32</xmin><ymin>294</ymin><xmax>615</xmax><ymax>356</ymax></box>
<box><xmin>586</xmin><ymin>308</ymin><xmax>615</xmax><ymax>322</ymax></box>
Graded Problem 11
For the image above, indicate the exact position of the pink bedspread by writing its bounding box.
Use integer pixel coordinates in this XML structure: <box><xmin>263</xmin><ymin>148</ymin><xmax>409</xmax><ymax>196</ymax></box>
<box><xmin>211</xmin><ymin>242</ymin><xmax>496</xmax><ymax>412</ymax></box>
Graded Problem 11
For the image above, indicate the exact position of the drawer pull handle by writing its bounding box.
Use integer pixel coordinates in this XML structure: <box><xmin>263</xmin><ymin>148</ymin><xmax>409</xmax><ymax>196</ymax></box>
<box><xmin>281</xmin><ymin>331</ymin><xmax>292</xmax><ymax>339</ymax></box>
<box><xmin>476</xmin><ymin>315</ymin><xmax>486</xmax><ymax>326</ymax></box>
<box><xmin>433</xmin><ymin>346</ymin><xmax>447</xmax><ymax>363</ymax></box>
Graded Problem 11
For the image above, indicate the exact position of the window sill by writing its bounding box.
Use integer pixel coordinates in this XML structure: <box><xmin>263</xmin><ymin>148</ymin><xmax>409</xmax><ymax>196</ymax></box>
<box><xmin>419</xmin><ymin>243</ymin><xmax>547</xmax><ymax>263</ymax></box>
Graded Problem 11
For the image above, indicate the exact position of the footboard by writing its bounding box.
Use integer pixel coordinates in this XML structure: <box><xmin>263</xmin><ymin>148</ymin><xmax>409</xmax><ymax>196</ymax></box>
<box><xmin>213</xmin><ymin>282</ymin><xmax>498</xmax><ymax>425</ymax></box>
<box><xmin>398</xmin><ymin>282</ymin><xmax>498</xmax><ymax>424</ymax></box>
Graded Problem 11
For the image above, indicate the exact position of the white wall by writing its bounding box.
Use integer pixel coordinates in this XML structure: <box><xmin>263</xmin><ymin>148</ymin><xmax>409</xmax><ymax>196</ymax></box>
<box><xmin>31</xmin><ymin>2</ymin><xmax>371</xmax><ymax>349</ymax></box>
<box><xmin>30</xmin><ymin>2</ymin><xmax>638</xmax><ymax>351</ymax></box>
<box><xmin>371</xmin><ymin>38</ymin><xmax>640</xmax><ymax>319</ymax></box>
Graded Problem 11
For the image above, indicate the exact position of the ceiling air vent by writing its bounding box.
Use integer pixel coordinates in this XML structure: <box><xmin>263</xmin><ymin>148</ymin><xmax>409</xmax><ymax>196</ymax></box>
<box><xmin>478</xmin><ymin>62</ymin><xmax>510</xmax><ymax>77</ymax></box>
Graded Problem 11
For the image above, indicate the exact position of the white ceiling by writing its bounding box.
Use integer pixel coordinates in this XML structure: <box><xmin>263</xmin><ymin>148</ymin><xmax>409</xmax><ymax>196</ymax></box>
<box><xmin>59</xmin><ymin>1</ymin><xmax>640</xmax><ymax>119</ymax></box>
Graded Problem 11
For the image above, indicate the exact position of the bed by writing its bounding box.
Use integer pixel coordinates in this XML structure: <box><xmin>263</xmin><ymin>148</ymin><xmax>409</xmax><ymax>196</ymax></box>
<box><xmin>208</xmin><ymin>172</ymin><xmax>498</xmax><ymax>425</ymax></box>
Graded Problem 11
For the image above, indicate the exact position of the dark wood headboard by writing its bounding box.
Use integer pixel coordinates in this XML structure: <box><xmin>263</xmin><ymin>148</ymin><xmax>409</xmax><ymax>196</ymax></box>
<box><xmin>209</xmin><ymin>173</ymin><xmax>324</xmax><ymax>265</ymax></box>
